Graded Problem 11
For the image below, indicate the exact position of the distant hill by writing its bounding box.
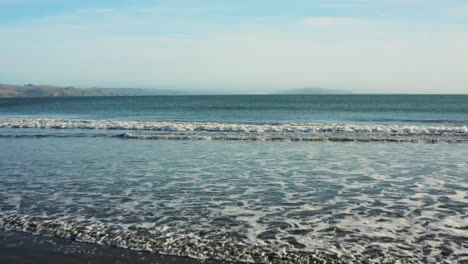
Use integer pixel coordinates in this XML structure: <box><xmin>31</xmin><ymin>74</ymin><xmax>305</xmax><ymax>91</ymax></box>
<box><xmin>0</xmin><ymin>84</ymin><xmax>189</xmax><ymax>97</ymax></box>
<box><xmin>278</xmin><ymin>88</ymin><xmax>352</xmax><ymax>95</ymax></box>
<box><xmin>0</xmin><ymin>84</ymin><xmax>353</xmax><ymax>97</ymax></box>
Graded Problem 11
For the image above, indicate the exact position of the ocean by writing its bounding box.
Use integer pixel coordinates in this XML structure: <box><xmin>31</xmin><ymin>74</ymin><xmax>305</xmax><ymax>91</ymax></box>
<box><xmin>0</xmin><ymin>95</ymin><xmax>467</xmax><ymax>263</ymax></box>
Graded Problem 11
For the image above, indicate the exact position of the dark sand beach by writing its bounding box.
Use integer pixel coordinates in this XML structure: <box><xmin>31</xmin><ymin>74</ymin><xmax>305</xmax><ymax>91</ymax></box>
<box><xmin>0</xmin><ymin>230</ymin><xmax>234</xmax><ymax>264</ymax></box>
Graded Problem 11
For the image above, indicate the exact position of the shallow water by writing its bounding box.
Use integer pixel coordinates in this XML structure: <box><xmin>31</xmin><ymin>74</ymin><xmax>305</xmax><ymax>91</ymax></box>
<box><xmin>0</xmin><ymin>138</ymin><xmax>467</xmax><ymax>263</ymax></box>
<box><xmin>0</xmin><ymin>95</ymin><xmax>467</xmax><ymax>263</ymax></box>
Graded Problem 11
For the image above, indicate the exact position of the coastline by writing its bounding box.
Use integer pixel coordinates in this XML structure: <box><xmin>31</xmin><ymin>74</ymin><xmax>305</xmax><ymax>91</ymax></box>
<box><xmin>0</xmin><ymin>230</ymin><xmax>235</xmax><ymax>264</ymax></box>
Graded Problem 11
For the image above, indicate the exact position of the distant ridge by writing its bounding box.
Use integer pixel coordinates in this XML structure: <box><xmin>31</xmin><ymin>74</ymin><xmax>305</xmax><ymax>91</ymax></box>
<box><xmin>0</xmin><ymin>84</ymin><xmax>189</xmax><ymax>97</ymax></box>
<box><xmin>0</xmin><ymin>83</ymin><xmax>353</xmax><ymax>97</ymax></box>
<box><xmin>278</xmin><ymin>88</ymin><xmax>352</xmax><ymax>95</ymax></box>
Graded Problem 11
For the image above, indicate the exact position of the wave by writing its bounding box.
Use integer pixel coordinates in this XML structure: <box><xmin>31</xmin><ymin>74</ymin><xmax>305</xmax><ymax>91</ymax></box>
<box><xmin>1</xmin><ymin>118</ymin><xmax>467</xmax><ymax>143</ymax></box>
<box><xmin>116</xmin><ymin>133</ymin><xmax>467</xmax><ymax>143</ymax></box>
<box><xmin>1</xmin><ymin>118</ymin><xmax>467</xmax><ymax>133</ymax></box>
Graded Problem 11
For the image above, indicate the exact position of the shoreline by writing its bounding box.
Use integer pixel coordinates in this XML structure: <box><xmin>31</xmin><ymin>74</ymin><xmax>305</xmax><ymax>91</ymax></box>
<box><xmin>0</xmin><ymin>230</ymin><xmax>235</xmax><ymax>264</ymax></box>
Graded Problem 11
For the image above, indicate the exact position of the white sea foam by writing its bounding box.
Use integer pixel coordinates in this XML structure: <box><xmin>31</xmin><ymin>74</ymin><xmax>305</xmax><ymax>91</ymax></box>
<box><xmin>0</xmin><ymin>118</ymin><xmax>467</xmax><ymax>134</ymax></box>
<box><xmin>1</xmin><ymin>118</ymin><xmax>467</xmax><ymax>142</ymax></box>
<box><xmin>0</xmin><ymin>127</ymin><xmax>467</xmax><ymax>263</ymax></box>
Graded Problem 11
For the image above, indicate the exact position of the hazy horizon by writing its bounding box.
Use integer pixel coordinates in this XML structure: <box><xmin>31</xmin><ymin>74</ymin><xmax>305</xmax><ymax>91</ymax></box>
<box><xmin>4</xmin><ymin>82</ymin><xmax>468</xmax><ymax>95</ymax></box>
<box><xmin>1</xmin><ymin>0</ymin><xmax>467</xmax><ymax>94</ymax></box>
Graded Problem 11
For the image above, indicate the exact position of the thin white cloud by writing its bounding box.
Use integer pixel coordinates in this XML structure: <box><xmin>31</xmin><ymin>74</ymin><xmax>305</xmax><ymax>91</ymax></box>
<box><xmin>451</xmin><ymin>3</ymin><xmax>468</xmax><ymax>18</ymax></box>
<box><xmin>136</xmin><ymin>5</ymin><xmax>242</xmax><ymax>15</ymax></box>
<box><xmin>297</xmin><ymin>17</ymin><xmax>365</xmax><ymax>28</ymax></box>
<box><xmin>77</xmin><ymin>8</ymin><xmax>115</xmax><ymax>15</ymax></box>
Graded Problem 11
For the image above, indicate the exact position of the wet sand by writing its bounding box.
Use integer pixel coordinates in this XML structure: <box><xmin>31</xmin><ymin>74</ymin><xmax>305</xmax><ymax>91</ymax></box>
<box><xmin>0</xmin><ymin>230</ymin><xmax>235</xmax><ymax>264</ymax></box>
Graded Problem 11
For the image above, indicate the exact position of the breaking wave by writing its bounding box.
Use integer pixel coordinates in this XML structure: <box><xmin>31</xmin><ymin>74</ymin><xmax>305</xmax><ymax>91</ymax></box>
<box><xmin>0</xmin><ymin>118</ymin><xmax>467</xmax><ymax>143</ymax></box>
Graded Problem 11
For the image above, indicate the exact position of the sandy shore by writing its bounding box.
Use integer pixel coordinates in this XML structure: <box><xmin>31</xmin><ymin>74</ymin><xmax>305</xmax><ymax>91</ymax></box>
<box><xmin>0</xmin><ymin>230</ymin><xmax>235</xmax><ymax>264</ymax></box>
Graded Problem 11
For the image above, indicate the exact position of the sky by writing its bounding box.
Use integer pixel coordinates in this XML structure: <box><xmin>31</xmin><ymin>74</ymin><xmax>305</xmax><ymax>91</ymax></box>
<box><xmin>0</xmin><ymin>0</ymin><xmax>467</xmax><ymax>94</ymax></box>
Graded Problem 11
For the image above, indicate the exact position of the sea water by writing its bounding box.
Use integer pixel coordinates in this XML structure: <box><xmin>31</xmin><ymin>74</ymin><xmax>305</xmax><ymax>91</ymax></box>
<box><xmin>0</xmin><ymin>95</ymin><xmax>467</xmax><ymax>263</ymax></box>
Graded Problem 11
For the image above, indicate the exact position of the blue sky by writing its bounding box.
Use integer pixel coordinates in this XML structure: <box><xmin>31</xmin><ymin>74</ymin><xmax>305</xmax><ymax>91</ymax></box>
<box><xmin>1</xmin><ymin>0</ymin><xmax>467</xmax><ymax>93</ymax></box>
